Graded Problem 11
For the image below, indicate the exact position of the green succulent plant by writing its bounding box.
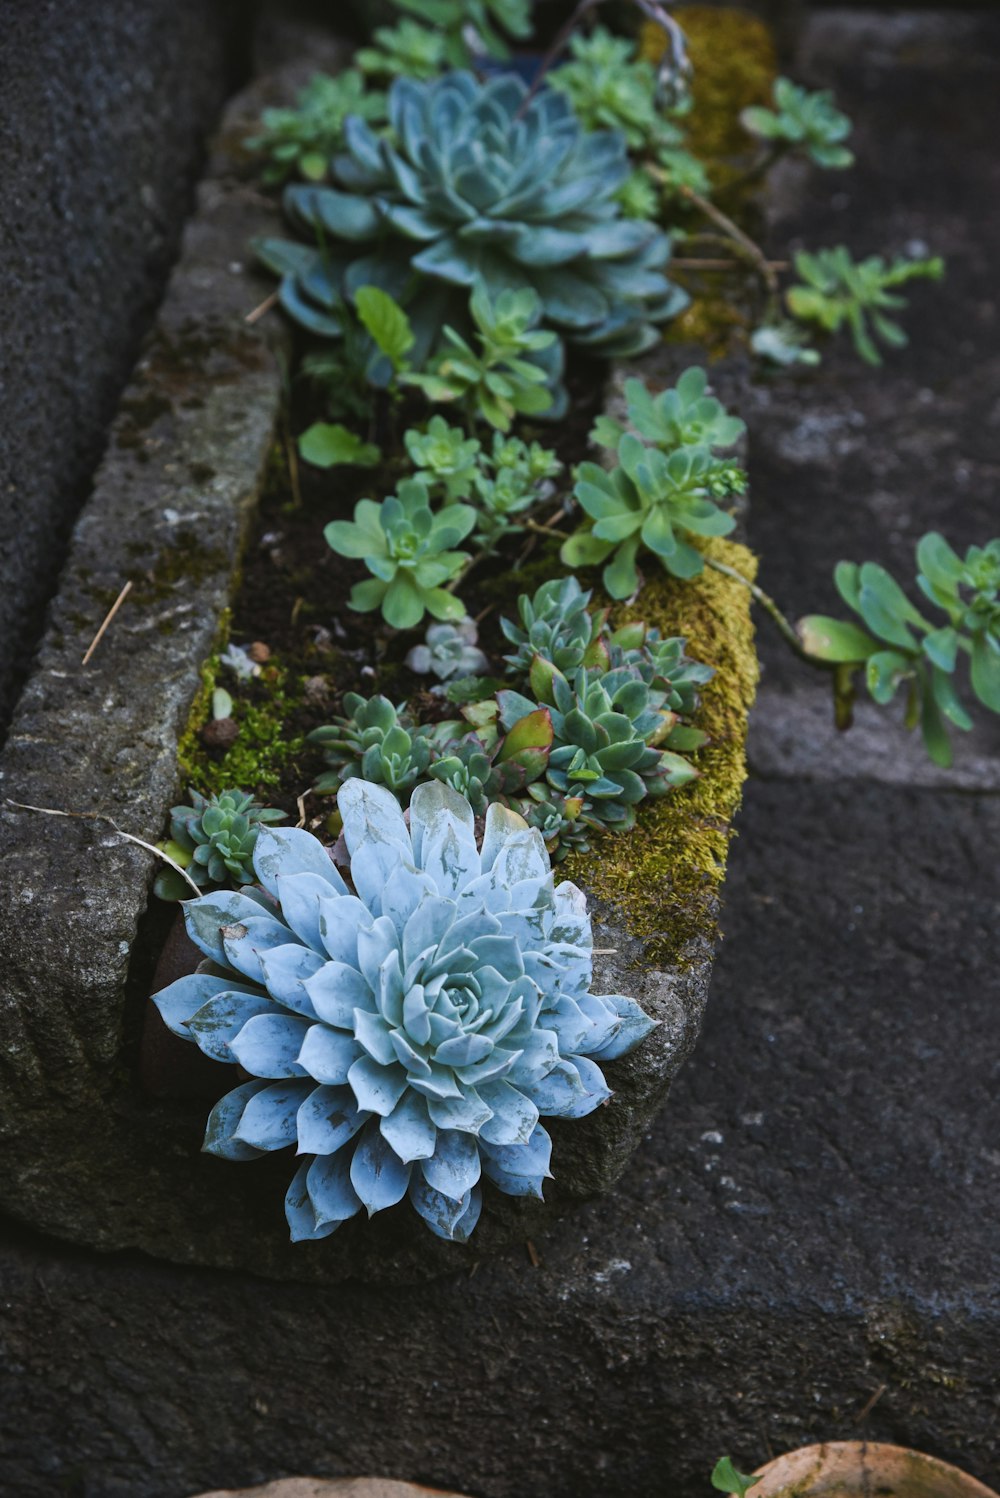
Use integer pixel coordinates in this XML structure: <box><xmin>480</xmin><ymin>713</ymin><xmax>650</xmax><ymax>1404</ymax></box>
<box><xmin>389</xmin><ymin>0</ymin><xmax>533</xmax><ymax>64</ymax></box>
<box><xmin>798</xmin><ymin>533</ymin><xmax>1000</xmax><ymax>766</ymax></box>
<box><xmin>155</xmin><ymin>789</ymin><xmax>286</xmax><ymax>901</ymax></box>
<box><xmin>308</xmin><ymin>694</ymin><xmax>435</xmax><ymax>794</ymax></box>
<box><xmin>405</xmin><ymin>418</ymin><xmax>482</xmax><ymax>500</ymax></box>
<box><xmin>786</xmin><ymin>247</ymin><xmax>944</xmax><ymax>366</ymax></box>
<box><xmin>427</xmin><ymin>706</ymin><xmax>554</xmax><ymax>815</ymax></box>
<box><xmin>501</xmin><ymin>575</ymin><xmax>606</xmax><ymax>678</ymax></box>
<box><xmin>594</xmin><ymin>367</ymin><xmax>746</xmax><ymax>454</ymax></box>
<box><xmin>563</xmin><ymin>437</ymin><xmax>741</xmax><ymax>596</ymax></box>
<box><xmin>245</xmin><ymin>71</ymin><xmax>386</xmax><ymax>186</ymax></box>
<box><xmin>741</xmin><ymin>76</ymin><xmax>853</xmax><ymax>170</ymax></box>
<box><xmin>468</xmin><ymin>433</ymin><xmax>563</xmax><ymax>541</ymax></box>
<box><xmin>522</xmin><ymin>790</ymin><xmax>593</xmax><ymax>861</ymax></box>
<box><xmin>550</xmin><ymin>28</ymin><xmax>708</xmax><ymax>200</ymax></box>
<box><xmin>497</xmin><ymin>664</ymin><xmax>697</xmax><ymax>833</ymax></box>
<box><xmin>254</xmin><ymin>70</ymin><xmax>686</xmax><ymax>368</ymax></box>
<box><xmin>405</xmin><ymin>282</ymin><xmax>565</xmax><ymax>432</ymax></box>
<box><xmin>324</xmin><ymin>479</ymin><xmax>475</xmax><ymax>628</ymax></box>
<box><xmin>356</xmin><ymin>20</ymin><xmax>448</xmax><ymax>82</ymax></box>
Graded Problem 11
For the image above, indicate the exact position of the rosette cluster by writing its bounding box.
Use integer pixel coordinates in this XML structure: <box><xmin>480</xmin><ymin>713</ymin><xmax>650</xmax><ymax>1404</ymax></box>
<box><xmin>256</xmin><ymin>69</ymin><xmax>686</xmax><ymax>362</ymax></box>
<box><xmin>154</xmin><ymin>779</ymin><xmax>656</xmax><ymax>1244</ymax></box>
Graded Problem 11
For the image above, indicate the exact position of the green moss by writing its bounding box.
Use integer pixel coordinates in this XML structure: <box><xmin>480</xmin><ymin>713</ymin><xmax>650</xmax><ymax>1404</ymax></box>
<box><xmin>563</xmin><ymin>537</ymin><xmax>759</xmax><ymax>968</ymax></box>
<box><xmin>641</xmin><ymin>7</ymin><xmax>776</xmax><ymax>164</ymax></box>
<box><xmin>179</xmin><ymin>654</ymin><xmax>307</xmax><ymax>796</ymax></box>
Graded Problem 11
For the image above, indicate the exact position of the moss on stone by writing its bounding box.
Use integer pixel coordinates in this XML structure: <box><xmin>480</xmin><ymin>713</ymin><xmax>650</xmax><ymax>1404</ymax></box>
<box><xmin>641</xmin><ymin>7</ymin><xmax>776</xmax><ymax>165</ymax></box>
<box><xmin>562</xmin><ymin>536</ymin><xmax>759</xmax><ymax>968</ymax></box>
<box><xmin>178</xmin><ymin>654</ymin><xmax>307</xmax><ymax>796</ymax></box>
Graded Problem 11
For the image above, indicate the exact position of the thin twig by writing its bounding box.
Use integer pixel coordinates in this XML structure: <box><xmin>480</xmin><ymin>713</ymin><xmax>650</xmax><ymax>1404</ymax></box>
<box><xmin>676</xmin><ymin>183</ymin><xmax>780</xmax><ymax>299</ymax></box>
<box><xmin>296</xmin><ymin>789</ymin><xmax>312</xmax><ymax>830</ymax></box>
<box><xmin>245</xmin><ymin>290</ymin><xmax>279</xmax><ymax>326</ymax></box>
<box><xmin>285</xmin><ymin>422</ymin><xmax>303</xmax><ymax>510</ymax></box>
<box><xmin>4</xmin><ymin>800</ymin><xmax>202</xmax><ymax>896</ymax></box>
<box><xmin>81</xmin><ymin>580</ymin><xmax>133</xmax><ymax>666</ymax></box>
<box><xmin>701</xmin><ymin>556</ymin><xmax>821</xmax><ymax>665</ymax></box>
<box><xmin>672</xmin><ymin>257</ymin><xmax>788</xmax><ymax>271</ymax></box>
<box><xmin>854</xmin><ymin>1384</ymin><xmax>888</xmax><ymax>1424</ymax></box>
<box><xmin>523</xmin><ymin>518</ymin><xmax>570</xmax><ymax>540</ymax></box>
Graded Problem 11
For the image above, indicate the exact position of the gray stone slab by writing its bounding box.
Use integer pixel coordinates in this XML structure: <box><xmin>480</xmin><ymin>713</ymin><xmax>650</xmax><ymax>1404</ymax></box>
<box><xmin>0</xmin><ymin>0</ymin><xmax>243</xmax><ymax>737</ymax></box>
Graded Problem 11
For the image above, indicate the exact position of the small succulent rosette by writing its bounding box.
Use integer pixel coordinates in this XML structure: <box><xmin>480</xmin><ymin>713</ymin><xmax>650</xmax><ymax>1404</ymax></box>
<box><xmin>154</xmin><ymin>779</ymin><xmax>656</xmax><ymax>1244</ymax></box>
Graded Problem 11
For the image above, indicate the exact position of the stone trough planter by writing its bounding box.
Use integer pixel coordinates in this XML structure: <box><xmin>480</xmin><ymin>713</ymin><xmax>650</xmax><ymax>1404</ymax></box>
<box><xmin>0</xmin><ymin>52</ymin><xmax>757</xmax><ymax>1284</ymax></box>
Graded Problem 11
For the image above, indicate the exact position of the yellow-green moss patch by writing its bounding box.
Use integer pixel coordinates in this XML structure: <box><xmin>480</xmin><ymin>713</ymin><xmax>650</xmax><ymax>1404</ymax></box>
<box><xmin>563</xmin><ymin>537</ymin><xmax>759</xmax><ymax>968</ymax></box>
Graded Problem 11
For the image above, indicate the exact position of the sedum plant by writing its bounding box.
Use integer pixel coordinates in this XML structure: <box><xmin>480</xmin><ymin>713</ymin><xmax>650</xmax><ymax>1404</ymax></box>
<box><xmin>550</xmin><ymin>27</ymin><xmax>708</xmax><ymax>198</ymax></box>
<box><xmin>405</xmin><ymin>419</ymin><xmax>481</xmax><ymax>501</ymax></box>
<box><xmin>155</xmin><ymin>789</ymin><xmax>286</xmax><ymax>902</ymax></box>
<box><xmin>798</xmin><ymin>533</ymin><xmax>1000</xmax><ymax>766</ymax></box>
<box><xmin>388</xmin><ymin>0</ymin><xmax>533</xmax><ymax>65</ymax></box>
<box><xmin>406</xmin><ymin>283</ymin><xmax>565</xmax><ymax>432</ymax></box>
<box><xmin>496</xmin><ymin>662</ymin><xmax>699</xmax><ymax>834</ymax></box>
<box><xmin>562</xmin><ymin>367</ymin><xmax>746</xmax><ymax>597</ymax></box>
<box><xmin>406</xmin><ymin>618</ymin><xmax>490</xmax><ymax>682</ymax></box>
<box><xmin>741</xmin><ymin>76</ymin><xmax>853</xmax><ymax>170</ymax></box>
<box><xmin>357</xmin><ymin>20</ymin><xmax>448</xmax><ymax>82</ymax></box>
<box><xmin>786</xmin><ymin>247</ymin><xmax>944</xmax><ymax>366</ymax></box>
<box><xmin>153</xmin><ymin>780</ymin><xmax>657</xmax><ymax>1243</ymax></box>
<box><xmin>593</xmin><ymin>368</ymin><xmax>745</xmax><ymax>453</ymax></box>
<box><xmin>324</xmin><ymin>479</ymin><xmax>475</xmax><ymax>629</ymax></box>
<box><xmin>255</xmin><ymin>70</ymin><xmax>686</xmax><ymax>370</ymax></box>
<box><xmin>245</xmin><ymin>72</ymin><xmax>386</xmax><ymax>186</ymax></box>
<box><xmin>309</xmin><ymin>694</ymin><xmax>434</xmax><ymax>795</ymax></box>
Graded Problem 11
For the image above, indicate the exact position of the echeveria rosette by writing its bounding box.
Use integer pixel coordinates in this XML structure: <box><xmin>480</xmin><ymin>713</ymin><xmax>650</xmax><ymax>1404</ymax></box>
<box><xmin>255</xmin><ymin>71</ymin><xmax>687</xmax><ymax>364</ymax></box>
<box><xmin>325</xmin><ymin>478</ymin><xmax>475</xmax><ymax>629</ymax></box>
<box><xmin>153</xmin><ymin>779</ymin><xmax>657</xmax><ymax>1244</ymax></box>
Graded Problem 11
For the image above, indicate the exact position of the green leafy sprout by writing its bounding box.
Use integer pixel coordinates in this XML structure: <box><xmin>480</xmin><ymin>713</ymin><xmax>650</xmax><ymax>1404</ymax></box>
<box><xmin>356</xmin><ymin>20</ymin><xmax>449</xmax><ymax>82</ymax></box>
<box><xmin>387</xmin><ymin>0</ymin><xmax>533</xmax><ymax>64</ymax></box>
<box><xmin>741</xmin><ymin>76</ymin><xmax>854</xmax><ymax>169</ymax></box>
<box><xmin>711</xmin><ymin>1456</ymin><xmax>762</xmax><ymax>1497</ymax></box>
<box><xmin>562</xmin><ymin>368</ymin><xmax>746</xmax><ymax>597</ymax></box>
<box><xmin>324</xmin><ymin>479</ymin><xmax>476</xmax><ymax>629</ymax></box>
<box><xmin>245</xmin><ymin>71</ymin><xmax>386</xmax><ymax>185</ymax></box>
<box><xmin>786</xmin><ymin>247</ymin><xmax>945</xmax><ymax>365</ymax></box>
<box><xmin>798</xmin><ymin>533</ymin><xmax>1000</xmax><ymax>766</ymax></box>
<box><xmin>405</xmin><ymin>282</ymin><xmax>565</xmax><ymax>432</ymax></box>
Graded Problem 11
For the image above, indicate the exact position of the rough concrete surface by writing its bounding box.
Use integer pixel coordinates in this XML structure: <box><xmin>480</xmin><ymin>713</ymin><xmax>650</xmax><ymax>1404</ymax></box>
<box><xmin>0</xmin><ymin>9</ymin><xmax>997</xmax><ymax>1498</ymax></box>
<box><xmin>0</xmin><ymin>0</ymin><xmax>244</xmax><ymax>737</ymax></box>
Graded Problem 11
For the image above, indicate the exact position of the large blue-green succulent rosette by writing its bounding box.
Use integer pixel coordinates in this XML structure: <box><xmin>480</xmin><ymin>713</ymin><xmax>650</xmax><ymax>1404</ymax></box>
<box><xmin>255</xmin><ymin>69</ymin><xmax>687</xmax><ymax>365</ymax></box>
<box><xmin>154</xmin><ymin>779</ymin><xmax>656</xmax><ymax>1244</ymax></box>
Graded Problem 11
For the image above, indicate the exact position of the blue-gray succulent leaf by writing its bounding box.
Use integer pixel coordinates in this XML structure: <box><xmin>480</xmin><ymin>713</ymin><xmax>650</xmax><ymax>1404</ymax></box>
<box><xmin>297</xmin><ymin>1026</ymin><xmax>365</xmax><ymax>1087</ymax></box>
<box><xmin>228</xmin><ymin>1012</ymin><xmax>311</xmax><ymax>1079</ymax></box>
<box><xmin>318</xmin><ymin>894</ymin><xmax>375</xmax><ymax>965</ymax></box>
<box><xmin>586</xmin><ymin>993</ymin><xmax>659</xmax><ymax>1060</ymax></box>
<box><xmin>253</xmin><ymin>825</ymin><xmax>348</xmax><ymax>900</ymax></box>
<box><xmin>232</xmin><ymin>1080</ymin><xmax>316</xmax><ymax>1150</ymax></box>
<box><xmin>306</xmin><ymin>1149</ymin><xmax>364</xmax><ymax>1226</ymax></box>
<box><xmin>525</xmin><ymin>1056</ymin><xmax>612</xmax><ymax>1118</ymax></box>
<box><xmin>380</xmin><ymin>1090</ymin><xmax>438</xmax><ymax>1162</ymax></box>
<box><xmin>153</xmin><ymin>971</ymin><xmax>261</xmax><ymax>1039</ymax></box>
<box><xmin>480</xmin><ymin>1122</ymin><xmax>553</xmax><ymax>1198</ymax></box>
<box><xmin>222</xmin><ymin>914</ymin><xmax>304</xmax><ymax>986</ymax></box>
<box><xmin>350</xmin><ymin>1118</ymin><xmax>413</xmax><ymax>1215</ymax></box>
<box><xmin>256</xmin><ymin>945</ymin><xmax>325</xmax><ymax>1017</ymax></box>
<box><xmin>203</xmin><ymin>1080</ymin><xmax>271</xmax><ymax>1162</ymax></box>
<box><xmin>186</xmin><ymin>991</ymin><xmax>277</xmax><ymax>1063</ymax></box>
<box><xmin>477</xmin><ymin>1078</ymin><xmax>540</xmax><ymax>1146</ymax></box>
<box><xmin>183</xmin><ymin>890</ymin><xmax>277</xmax><ymax>967</ymax></box>
<box><xmin>303</xmin><ymin>960</ymin><xmax>372</xmax><ymax>1028</ymax></box>
<box><xmin>285</xmin><ymin>1159</ymin><xmax>343</xmax><ymax>1242</ymax></box>
<box><xmin>420</xmin><ymin>1127</ymin><xmax>482</xmax><ymax>1201</ymax></box>
<box><xmin>409</xmin><ymin>1176</ymin><xmax>481</xmax><ymax>1242</ymax></box>
<box><xmin>295</xmin><ymin>1084</ymin><xmax>368</xmax><ymax>1154</ymax></box>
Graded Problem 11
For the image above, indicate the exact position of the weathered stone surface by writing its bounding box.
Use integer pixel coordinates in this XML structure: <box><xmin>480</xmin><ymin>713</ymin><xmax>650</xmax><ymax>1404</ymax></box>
<box><xmin>0</xmin><ymin>48</ymin><xmax>755</xmax><ymax>1282</ymax></box>
<box><xmin>0</xmin><ymin>0</ymin><xmax>244</xmax><ymax>737</ymax></box>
